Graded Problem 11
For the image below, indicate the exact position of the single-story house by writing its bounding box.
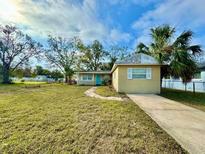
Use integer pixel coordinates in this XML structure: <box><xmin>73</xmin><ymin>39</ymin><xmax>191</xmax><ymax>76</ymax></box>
<box><xmin>76</xmin><ymin>71</ymin><xmax>111</xmax><ymax>86</ymax></box>
<box><xmin>76</xmin><ymin>53</ymin><xmax>162</xmax><ymax>94</ymax></box>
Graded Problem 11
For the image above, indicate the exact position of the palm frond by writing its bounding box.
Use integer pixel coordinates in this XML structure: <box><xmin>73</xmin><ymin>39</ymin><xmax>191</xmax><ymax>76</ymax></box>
<box><xmin>173</xmin><ymin>30</ymin><xmax>193</xmax><ymax>47</ymax></box>
<box><xmin>187</xmin><ymin>45</ymin><xmax>202</xmax><ymax>55</ymax></box>
<box><xmin>136</xmin><ymin>43</ymin><xmax>150</xmax><ymax>55</ymax></box>
<box><xmin>162</xmin><ymin>45</ymin><xmax>173</xmax><ymax>53</ymax></box>
<box><xmin>150</xmin><ymin>25</ymin><xmax>175</xmax><ymax>43</ymax></box>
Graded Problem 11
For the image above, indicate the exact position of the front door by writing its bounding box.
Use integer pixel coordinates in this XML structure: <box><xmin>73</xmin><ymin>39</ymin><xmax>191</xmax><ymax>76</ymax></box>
<box><xmin>95</xmin><ymin>74</ymin><xmax>101</xmax><ymax>85</ymax></box>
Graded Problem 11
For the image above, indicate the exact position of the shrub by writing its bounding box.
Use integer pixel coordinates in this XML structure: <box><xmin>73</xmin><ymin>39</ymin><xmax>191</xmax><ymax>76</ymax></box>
<box><xmin>102</xmin><ymin>76</ymin><xmax>111</xmax><ymax>86</ymax></box>
<box><xmin>0</xmin><ymin>76</ymin><xmax>2</xmax><ymax>83</ymax></box>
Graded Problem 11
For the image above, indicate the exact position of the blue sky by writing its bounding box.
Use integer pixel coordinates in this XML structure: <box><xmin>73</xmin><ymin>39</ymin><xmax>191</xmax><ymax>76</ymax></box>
<box><xmin>0</xmin><ymin>0</ymin><xmax>205</xmax><ymax>54</ymax></box>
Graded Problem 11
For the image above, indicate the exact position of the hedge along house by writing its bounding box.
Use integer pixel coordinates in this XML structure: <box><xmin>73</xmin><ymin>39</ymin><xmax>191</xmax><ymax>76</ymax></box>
<box><xmin>111</xmin><ymin>53</ymin><xmax>162</xmax><ymax>94</ymax></box>
<box><xmin>76</xmin><ymin>71</ymin><xmax>111</xmax><ymax>86</ymax></box>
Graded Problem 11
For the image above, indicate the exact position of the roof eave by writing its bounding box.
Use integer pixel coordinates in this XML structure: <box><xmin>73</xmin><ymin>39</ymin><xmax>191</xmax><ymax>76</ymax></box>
<box><xmin>75</xmin><ymin>71</ymin><xmax>111</xmax><ymax>74</ymax></box>
<box><xmin>111</xmin><ymin>63</ymin><xmax>165</xmax><ymax>73</ymax></box>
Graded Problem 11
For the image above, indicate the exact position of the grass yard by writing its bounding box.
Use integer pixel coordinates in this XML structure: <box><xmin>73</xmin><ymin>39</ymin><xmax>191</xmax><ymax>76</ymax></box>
<box><xmin>95</xmin><ymin>86</ymin><xmax>124</xmax><ymax>97</ymax></box>
<box><xmin>0</xmin><ymin>84</ymin><xmax>186</xmax><ymax>153</ymax></box>
<box><xmin>13</xmin><ymin>81</ymin><xmax>47</xmax><ymax>84</ymax></box>
<box><xmin>160</xmin><ymin>88</ymin><xmax>205</xmax><ymax>112</ymax></box>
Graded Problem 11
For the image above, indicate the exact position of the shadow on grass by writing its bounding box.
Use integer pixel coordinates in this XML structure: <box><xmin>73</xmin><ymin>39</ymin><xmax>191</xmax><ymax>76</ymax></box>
<box><xmin>160</xmin><ymin>88</ymin><xmax>205</xmax><ymax>111</ymax></box>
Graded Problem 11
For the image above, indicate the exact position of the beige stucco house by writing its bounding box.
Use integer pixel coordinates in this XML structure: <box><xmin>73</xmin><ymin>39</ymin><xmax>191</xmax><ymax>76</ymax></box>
<box><xmin>76</xmin><ymin>53</ymin><xmax>162</xmax><ymax>94</ymax></box>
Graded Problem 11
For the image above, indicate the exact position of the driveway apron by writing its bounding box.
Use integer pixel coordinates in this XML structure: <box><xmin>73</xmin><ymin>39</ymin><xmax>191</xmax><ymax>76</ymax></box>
<box><xmin>127</xmin><ymin>94</ymin><xmax>205</xmax><ymax>154</ymax></box>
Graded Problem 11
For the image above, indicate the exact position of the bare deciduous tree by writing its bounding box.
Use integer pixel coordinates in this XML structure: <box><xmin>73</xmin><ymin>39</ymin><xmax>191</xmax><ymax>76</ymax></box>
<box><xmin>0</xmin><ymin>25</ymin><xmax>42</xmax><ymax>83</ymax></box>
<box><xmin>45</xmin><ymin>35</ymin><xmax>78</xmax><ymax>84</ymax></box>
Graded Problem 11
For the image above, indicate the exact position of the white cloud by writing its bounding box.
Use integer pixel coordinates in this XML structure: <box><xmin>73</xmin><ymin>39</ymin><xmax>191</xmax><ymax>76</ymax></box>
<box><xmin>132</xmin><ymin>0</ymin><xmax>205</xmax><ymax>45</ymax></box>
<box><xmin>110</xmin><ymin>29</ymin><xmax>132</xmax><ymax>43</ymax></box>
<box><xmin>0</xmin><ymin>0</ymin><xmax>131</xmax><ymax>44</ymax></box>
<box><xmin>133</xmin><ymin>0</ymin><xmax>205</xmax><ymax>30</ymax></box>
<box><xmin>108</xmin><ymin>0</ymin><xmax>162</xmax><ymax>6</ymax></box>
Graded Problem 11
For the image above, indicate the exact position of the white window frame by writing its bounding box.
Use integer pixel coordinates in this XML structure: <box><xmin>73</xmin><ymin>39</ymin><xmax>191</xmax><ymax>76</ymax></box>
<box><xmin>127</xmin><ymin>68</ymin><xmax>152</xmax><ymax>80</ymax></box>
<box><xmin>146</xmin><ymin>68</ymin><xmax>152</xmax><ymax>79</ymax></box>
<box><xmin>81</xmin><ymin>74</ymin><xmax>93</xmax><ymax>81</ymax></box>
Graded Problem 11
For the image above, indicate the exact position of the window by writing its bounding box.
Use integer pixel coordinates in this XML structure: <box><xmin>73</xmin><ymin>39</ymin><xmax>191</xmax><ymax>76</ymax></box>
<box><xmin>128</xmin><ymin>68</ymin><xmax>152</xmax><ymax>79</ymax></box>
<box><xmin>82</xmin><ymin>74</ymin><xmax>93</xmax><ymax>81</ymax></box>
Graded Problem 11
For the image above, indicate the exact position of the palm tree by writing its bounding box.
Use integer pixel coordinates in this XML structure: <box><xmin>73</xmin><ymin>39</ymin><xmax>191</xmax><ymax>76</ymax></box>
<box><xmin>136</xmin><ymin>25</ymin><xmax>202</xmax><ymax>85</ymax></box>
<box><xmin>137</xmin><ymin>25</ymin><xmax>175</xmax><ymax>64</ymax></box>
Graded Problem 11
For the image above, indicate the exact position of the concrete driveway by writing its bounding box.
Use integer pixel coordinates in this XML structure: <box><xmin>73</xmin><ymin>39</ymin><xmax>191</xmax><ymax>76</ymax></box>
<box><xmin>127</xmin><ymin>94</ymin><xmax>205</xmax><ymax>154</ymax></box>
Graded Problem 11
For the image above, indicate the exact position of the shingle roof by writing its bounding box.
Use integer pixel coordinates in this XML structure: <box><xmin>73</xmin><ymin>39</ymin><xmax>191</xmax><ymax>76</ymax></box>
<box><xmin>115</xmin><ymin>53</ymin><xmax>159</xmax><ymax>65</ymax></box>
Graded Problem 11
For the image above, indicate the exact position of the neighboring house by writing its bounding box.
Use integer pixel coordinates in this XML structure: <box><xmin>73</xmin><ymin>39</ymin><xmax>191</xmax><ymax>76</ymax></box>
<box><xmin>34</xmin><ymin>75</ymin><xmax>49</xmax><ymax>81</ymax></box>
<box><xmin>162</xmin><ymin>62</ymin><xmax>205</xmax><ymax>92</ymax></box>
<box><xmin>11</xmin><ymin>75</ymin><xmax>59</xmax><ymax>82</ymax></box>
<box><xmin>76</xmin><ymin>53</ymin><xmax>162</xmax><ymax>94</ymax></box>
<box><xmin>76</xmin><ymin>71</ymin><xmax>111</xmax><ymax>86</ymax></box>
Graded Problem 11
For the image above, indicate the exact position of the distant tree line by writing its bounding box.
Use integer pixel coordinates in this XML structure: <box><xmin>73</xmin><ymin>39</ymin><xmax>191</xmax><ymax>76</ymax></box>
<box><xmin>11</xmin><ymin>65</ymin><xmax>64</xmax><ymax>81</ymax></box>
<box><xmin>0</xmin><ymin>24</ymin><xmax>203</xmax><ymax>85</ymax></box>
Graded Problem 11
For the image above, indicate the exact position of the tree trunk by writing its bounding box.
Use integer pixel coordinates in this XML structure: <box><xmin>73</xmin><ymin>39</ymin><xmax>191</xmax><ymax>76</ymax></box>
<box><xmin>185</xmin><ymin>83</ymin><xmax>187</xmax><ymax>92</ymax></box>
<box><xmin>68</xmin><ymin>75</ymin><xmax>72</xmax><ymax>85</ymax></box>
<box><xmin>2</xmin><ymin>64</ymin><xmax>10</xmax><ymax>84</ymax></box>
<box><xmin>65</xmin><ymin>75</ymin><xmax>68</xmax><ymax>83</ymax></box>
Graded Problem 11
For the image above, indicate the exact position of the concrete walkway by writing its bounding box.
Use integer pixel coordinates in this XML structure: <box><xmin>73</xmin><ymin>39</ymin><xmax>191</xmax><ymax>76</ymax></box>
<box><xmin>127</xmin><ymin>94</ymin><xmax>205</xmax><ymax>154</ymax></box>
<box><xmin>85</xmin><ymin>87</ymin><xmax>124</xmax><ymax>101</ymax></box>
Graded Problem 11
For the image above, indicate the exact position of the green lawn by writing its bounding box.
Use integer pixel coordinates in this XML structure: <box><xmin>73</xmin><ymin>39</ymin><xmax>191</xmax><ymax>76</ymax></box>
<box><xmin>0</xmin><ymin>84</ymin><xmax>186</xmax><ymax>153</ymax></box>
<box><xmin>13</xmin><ymin>81</ymin><xmax>47</xmax><ymax>84</ymax></box>
<box><xmin>160</xmin><ymin>88</ymin><xmax>205</xmax><ymax>112</ymax></box>
<box><xmin>95</xmin><ymin>86</ymin><xmax>126</xmax><ymax>98</ymax></box>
